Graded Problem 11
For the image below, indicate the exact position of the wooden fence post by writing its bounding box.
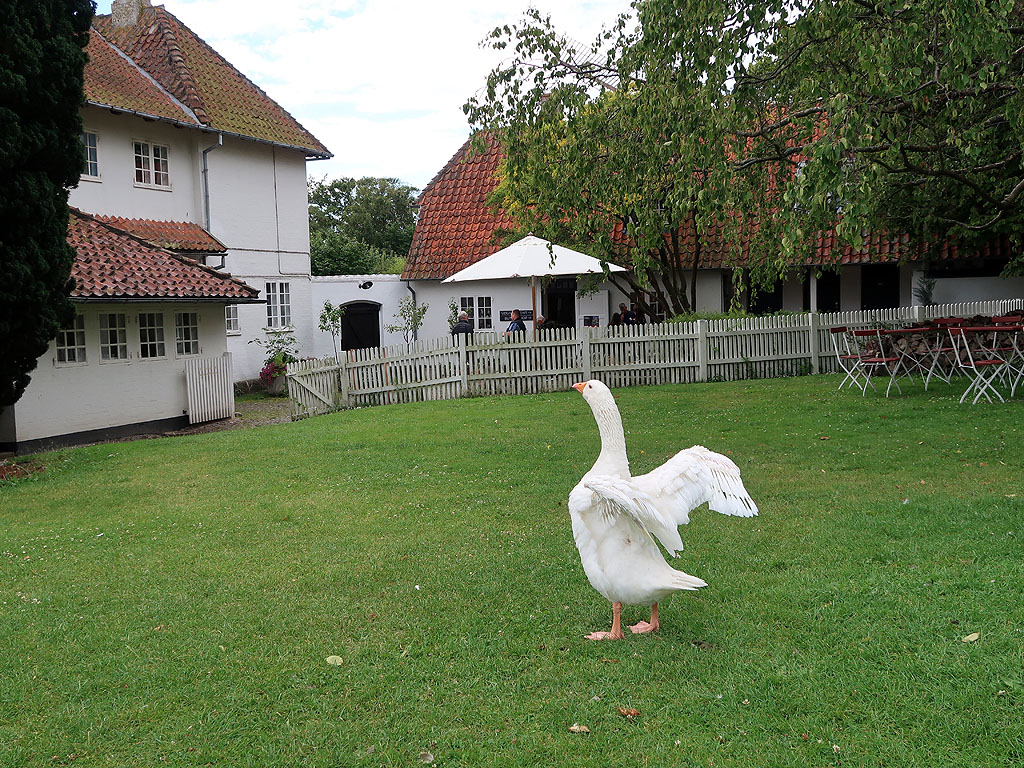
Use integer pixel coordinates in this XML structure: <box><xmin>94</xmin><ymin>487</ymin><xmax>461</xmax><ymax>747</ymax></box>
<box><xmin>582</xmin><ymin>327</ymin><xmax>592</xmax><ymax>380</ymax></box>
<box><xmin>697</xmin><ymin>319</ymin><xmax>708</xmax><ymax>382</ymax></box>
<box><xmin>458</xmin><ymin>333</ymin><xmax>468</xmax><ymax>397</ymax></box>
<box><xmin>338</xmin><ymin>351</ymin><xmax>350</xmax><ymax>408</ymax></box>
<box><xmin>809</xmin><ymin>313</ymin><xmax>820</xmax><ymax>374</ymax></box>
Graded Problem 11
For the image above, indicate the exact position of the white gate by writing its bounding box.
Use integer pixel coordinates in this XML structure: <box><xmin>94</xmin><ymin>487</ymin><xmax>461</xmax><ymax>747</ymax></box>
<box><xmin>184</xmin><ymin>353</ymin><xmax>235</xmax><ymax>424</ymax></box>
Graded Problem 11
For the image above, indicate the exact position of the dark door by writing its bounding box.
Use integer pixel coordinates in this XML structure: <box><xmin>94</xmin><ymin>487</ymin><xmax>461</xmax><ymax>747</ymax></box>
<box><xmin>341</xmin><ymin>302</ymin><xmax>381</xmax><ymax>350</ymax></box>
<box><xmin>860</xmin><ymin>264</ymin><xmax>900</xmax><ymax>310</ymax></box>
<box><xmin>544</xmin><ymin>277</ymin><xmax>577</xmax><ymax>327</ymax></box>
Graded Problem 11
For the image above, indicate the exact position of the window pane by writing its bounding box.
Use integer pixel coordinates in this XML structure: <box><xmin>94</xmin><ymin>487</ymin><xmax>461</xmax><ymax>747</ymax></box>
<box><xmin>81</xmin><ymin>132</ymin><xmax>98</xmax><ymax>177</ymax></box>
<box><xmin>56</xmin><ymin>315</ymin><xmax>87</xmax><ymax>364</ymax></box>
<box><xmin>153</xmin><ymin>145</ymin><xmax>169</xmax><ymax>186</ymax></box>
<box><xmin>138</xmin><ymin>312</ymin><xmax>165</xmax><ymax>358</ymax></box>
<box><xmin>175</xmin><ymin>312</ymin><xmax>199</xmax><ymax>355</ymax></box>
<box><xmin>225</xmin><ymin>305</ymin><xmax>239</xmax><ymax>333</ymax></box>
<box><xmin>99</xmin><ymin>313</ymin><xmax>128</xmax><ymax>360</ymax></box>
<box><xmin>477</xmin><ymin>296</ymin><xmax>492</xmax><ymax>329</ymax></box>
<box><xmin>134</xmin><ymin>141</ymin><xmax>151</xmax><ymax>184</ymax></box>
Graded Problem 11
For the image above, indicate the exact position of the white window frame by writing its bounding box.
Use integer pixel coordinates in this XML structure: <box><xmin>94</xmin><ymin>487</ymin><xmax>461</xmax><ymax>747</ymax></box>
<box><xmin>133</xmin><ymin>139</ymin><xmax>171</xmax><ymax>189</ymax></box>
<box><xmin>476</xmin><ymin>296</ymin><xmax>493</xmax><ymax>330</ymax></box>
<box><xmin>81</xmin><ymin>131</ymin><xmax>100</xmax><ymax>180</ymax></box>
<box><xmin>225</xmin><ymin>305</ymin><xmax>240</xmax><ymax>335</ymax></box>
<box><xmin>265</xmin><ymin>282</ymin><xmax>292</xmax><ymax>329</ymax></box>
<box><xmin>99</xmin><ymin>313</ymin><xmax>129</xmax><ymax>362</ymax></box>
<box><xmin>175</xmin><ymin>312</ymin><xmax>200</xmax><ymax>356</ymax></box>
<box><xmin>138</xmin><ymin>312</ymin><xmax>166</xmax><ymax>360</ymax></box>
<box><xmin>55</xmin><ymin>315</ymin><xmax>87</xmax><ymax>366</ymax></box>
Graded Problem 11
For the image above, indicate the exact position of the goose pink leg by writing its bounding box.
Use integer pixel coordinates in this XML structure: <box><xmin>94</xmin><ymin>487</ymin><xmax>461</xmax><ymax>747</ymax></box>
<box><xmin>586</xmin><ymin>602</ymin><xmax>625</xmax><ymax>640</ymax></box>
<box><xmin>629</xmin><ymin>603</ymin><xmax>659</xmax><ymax>634</ymax></box>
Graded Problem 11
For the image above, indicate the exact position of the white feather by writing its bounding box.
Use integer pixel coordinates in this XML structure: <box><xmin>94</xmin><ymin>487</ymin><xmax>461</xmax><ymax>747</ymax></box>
<box><xmin>568</xmin><ymin>380</ymin><xmax>757</xmax><ymax>607</ymax></box>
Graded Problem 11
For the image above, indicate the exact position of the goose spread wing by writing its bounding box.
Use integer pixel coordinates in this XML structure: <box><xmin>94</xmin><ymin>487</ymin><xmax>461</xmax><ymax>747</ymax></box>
<box><xmin>571</xmin><ymin>475</ymin><xmax>686</xmax><ymax>555</ymax></box>
<box><xmin>632</xmin><ymin>446</ymin><xmax>758</xmax><ymax>552</ymax></box>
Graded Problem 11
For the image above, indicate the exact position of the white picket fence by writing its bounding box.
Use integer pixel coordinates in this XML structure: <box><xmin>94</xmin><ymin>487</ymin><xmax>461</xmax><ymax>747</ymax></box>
<box><xmin>286</xmin><ymin>299</ymin><xmax>1021</xmax><ymax>419</ymax></box>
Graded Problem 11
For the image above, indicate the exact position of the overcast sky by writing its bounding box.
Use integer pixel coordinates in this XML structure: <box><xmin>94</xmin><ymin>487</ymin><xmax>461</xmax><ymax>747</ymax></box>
<box><xmin>94</xmin><ymin>0</ymin><xmax>631</xmax><ymax>190</ymax></box>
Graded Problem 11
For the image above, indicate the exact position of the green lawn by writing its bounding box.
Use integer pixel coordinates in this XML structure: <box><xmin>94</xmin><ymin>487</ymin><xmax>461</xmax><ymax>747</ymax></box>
<box><xmin>2</xmin><ymin>376</ymin><xmax>1021</xmax><ymax>767</ymax></box>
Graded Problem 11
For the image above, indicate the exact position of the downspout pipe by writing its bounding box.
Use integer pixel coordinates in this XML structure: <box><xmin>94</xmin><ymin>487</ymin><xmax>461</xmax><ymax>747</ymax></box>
<box><xmin>201</xmin><ymin>133</ymin><xmax>224</xmax><ymax>246</ymax></box>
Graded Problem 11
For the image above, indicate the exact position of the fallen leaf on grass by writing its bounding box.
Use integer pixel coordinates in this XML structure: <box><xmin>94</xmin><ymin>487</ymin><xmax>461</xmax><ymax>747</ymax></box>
<box><xmin>600</xmin><ymin>658</ymin><xmax>618</xmax><ymax>664</ymax></box>
<box><xmin>418</xmin><ymin>750</ymin><xmax>434</xmax><ymax>763</ymax></box>
<box><xmin>568</xmin><ymin>723</ymin><xmax>591</xmax><ymax>734</ymax></box>
<box><xmin>618</xmin><ymin>707</ymin><xmax>641</xmax><ymax>720</ymax></box>
<box><xmin>962</xmin><ymin>632</ymin><xmax>980</xmax><ymax>643</ymax></box>
<box><xmin>691</xmin><ymin>640</ymin><xmax>716</xmax><ymax>650</ymax></box>
<box><xmin>325</xmin><ymin>655</ymin><xmax>344</xmax><ymax>665</ymax></box>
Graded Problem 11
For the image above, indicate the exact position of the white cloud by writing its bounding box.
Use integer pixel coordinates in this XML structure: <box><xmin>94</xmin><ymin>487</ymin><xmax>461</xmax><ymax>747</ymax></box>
<box><xmin>96</xmin><ymin>0</ymin><xmax>632</xmax><ymax>188</ymax></box>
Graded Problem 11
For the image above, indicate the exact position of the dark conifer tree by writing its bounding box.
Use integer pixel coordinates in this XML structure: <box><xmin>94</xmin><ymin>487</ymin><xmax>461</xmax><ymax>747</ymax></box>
<box><xmin>0</xmin><ymin>0</ymin><xmax>94</xmax><ymax>405</ymax></box>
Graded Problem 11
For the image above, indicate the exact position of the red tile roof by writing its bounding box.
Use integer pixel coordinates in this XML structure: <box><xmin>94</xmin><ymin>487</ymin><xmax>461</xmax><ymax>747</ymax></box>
<box><xmin>403</xmin><ymin>134</ymin><xmax>517</xmax><ymax>280</ymax></box>
<box><xmin>88</xmin><ymin>7</ymin><xmax>330</xmax><ymax>158</ymax></box>
<box><xmin>68</xmin><ymin>209</ymin><xmax>260</xmax><ymax>302</ymax></box>
<box><xmin>83</xmin><ymin>29</ymin><xmax>188</xmax><ymax>123</ymax></box>
<box><xmin>412</xmin><ymin>136</ymin><xmax>1013</xmax><ymax>277</ymax></box>
<box><xmin>93</xmin><ymin>215</ymin><xmax>226</xmax><ymax>253</ymax></box>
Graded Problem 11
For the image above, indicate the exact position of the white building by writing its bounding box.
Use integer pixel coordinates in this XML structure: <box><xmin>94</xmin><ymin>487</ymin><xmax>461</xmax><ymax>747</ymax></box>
<box><xmin>1</xmin><ymin>0</ymin><xmax>330</xmax><ymax>452</ymax></box>
<box><xmin>73</xmin><ymin>0</ymin><xmax>330</xmax><ymax>379</ymax></box>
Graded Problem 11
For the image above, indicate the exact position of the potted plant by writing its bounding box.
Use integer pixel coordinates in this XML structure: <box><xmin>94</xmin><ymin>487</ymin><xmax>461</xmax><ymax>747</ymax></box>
<box><xmin>249</xmin><ymin>332</ymin><xmax>299</xmax><ymax>395</ymax></box>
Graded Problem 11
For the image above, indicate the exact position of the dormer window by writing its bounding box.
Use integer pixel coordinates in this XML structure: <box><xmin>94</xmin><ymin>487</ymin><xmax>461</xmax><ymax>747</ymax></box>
<box><xmin>134</xmin><ymin>140</ymin><xmax>170</xmax><ymax>188</ymax></box>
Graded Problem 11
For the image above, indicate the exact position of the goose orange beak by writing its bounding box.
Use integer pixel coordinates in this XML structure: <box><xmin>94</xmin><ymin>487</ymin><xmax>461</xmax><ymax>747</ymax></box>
<box><xmin>572</xmin><ymin>382</ymin><xmax>586</xmax><ymax>393</ymax></box>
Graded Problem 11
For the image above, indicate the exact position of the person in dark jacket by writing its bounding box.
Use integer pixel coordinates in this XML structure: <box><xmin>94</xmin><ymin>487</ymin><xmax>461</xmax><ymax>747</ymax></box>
<box><xmin>503</xmin><ymin>309</ymin><xmax>527</xmax><ymax>336</ymax></box>
<box><xmin>451</xmin><ymin>311</ymin><xmax>473</xmax><ymax>337</ymax></box>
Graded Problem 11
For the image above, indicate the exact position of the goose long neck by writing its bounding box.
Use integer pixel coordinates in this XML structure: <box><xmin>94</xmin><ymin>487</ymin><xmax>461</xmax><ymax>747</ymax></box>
<box><xmin>591</xmin><ymin>399</ymin><xmax>629</xmax><ymax>474</ymax></box>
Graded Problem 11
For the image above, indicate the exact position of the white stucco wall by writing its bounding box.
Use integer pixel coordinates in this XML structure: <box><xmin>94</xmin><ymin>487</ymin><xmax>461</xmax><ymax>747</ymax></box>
<box><xmin>310</xmin><ymin>275</ymin><xmax>409</xmax><ymax>355</ymax></box>
<box><xmin>912</xmin><ymin>270</ymin><xmax>1024</xmax><ymax>305</ymax></box>
<box><xmin>7</xmin><ymin>303</ymin><xmax>229</xmax><ymax>445</ymax></box>
<box><xmin>72</xmin><ymin>109</ymin><xmax>201</xmax><ymax>221</ymax></box>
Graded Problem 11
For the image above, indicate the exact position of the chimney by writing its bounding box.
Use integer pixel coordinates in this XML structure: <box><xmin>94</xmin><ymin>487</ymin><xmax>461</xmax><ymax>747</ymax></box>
<box><xmin>111</xmin><ymin>0</ymin><xmax>152</xmax><ymax>28</ymax></box>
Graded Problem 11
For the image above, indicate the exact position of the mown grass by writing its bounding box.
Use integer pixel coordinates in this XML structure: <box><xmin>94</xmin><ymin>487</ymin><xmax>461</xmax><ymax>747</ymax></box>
<box><xmin>2</xmin><ymin>376</ymin><xmax>1021</xmax><ymax>767</ymax></box>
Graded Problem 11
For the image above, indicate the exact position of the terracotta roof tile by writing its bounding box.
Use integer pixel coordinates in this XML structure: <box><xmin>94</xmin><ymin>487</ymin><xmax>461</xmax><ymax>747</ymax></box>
<box><xmin>84</xmin><ymin>29</ymin><xmax>192</xmax><ymax>123</ymax></box>
<box><xmin>68</xmin><ymin>209</ymin><xmax>259</xmax><ymax>302</ymax></box>
<box><xmin>403</xmin><ymin>134</ymin><xmax>517</xmax><ymax>280</ymax></box>
<box><xmin>93</xmin><ymin>215</ymin><xmax>226</xmax><ymax>253</ymax></box>
<box><xmin>91</xmin><ymin>8</ymin><xmax>330</xmax><ymax>157</ymax></box>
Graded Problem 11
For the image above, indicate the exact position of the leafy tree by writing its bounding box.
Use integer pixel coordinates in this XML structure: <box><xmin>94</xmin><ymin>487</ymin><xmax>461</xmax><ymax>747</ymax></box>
<box><xmin>465</xmin><ymin>0</ymin><xmax>1024</xmax><ymax>319</ymax></box>
<box><xmin>318</xmin><ymin>301</ymin><xmax>346</xmax><ymax>361</ymax></box>
<box><xmin>308</xmin><ymin>176</ymin><xmax>418</xmax><ymax>275</ymax></box>
<box><xmin>0</xmin><ymin>0</ymin><xmax>93</xmax><ymax>406</ymax></box>
<box><xmin>385</xmin><ymin>296</ymin><xmax>429</xmax><ymax>344</ymax></box>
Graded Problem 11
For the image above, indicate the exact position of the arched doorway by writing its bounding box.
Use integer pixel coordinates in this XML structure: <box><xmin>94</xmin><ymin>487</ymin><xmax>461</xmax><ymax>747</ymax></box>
<box><xmin>341</xmin><ymin>302</ymin><xmax>381</xmax><ymax>350</ymax></box>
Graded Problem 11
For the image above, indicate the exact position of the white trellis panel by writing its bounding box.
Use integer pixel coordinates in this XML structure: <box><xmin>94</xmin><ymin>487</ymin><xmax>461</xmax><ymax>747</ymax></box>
<box><xmin>184</xmin><ymin>353</ymin><xmax>234</xmax><ymax>424</ymax></box>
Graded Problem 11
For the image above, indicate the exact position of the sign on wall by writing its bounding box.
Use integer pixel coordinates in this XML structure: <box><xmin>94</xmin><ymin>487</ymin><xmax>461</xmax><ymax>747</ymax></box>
<box><xmin>499</xmin><ymin>310</ymin><xmax>534</xmax><ymax>321</ymax></box>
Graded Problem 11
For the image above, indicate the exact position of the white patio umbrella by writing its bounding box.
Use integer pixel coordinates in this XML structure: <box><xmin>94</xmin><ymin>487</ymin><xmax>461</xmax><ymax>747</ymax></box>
<box><xmin>441</xmin><ymin>235</ymin><xmax>626</xmax><ymax>332</ymax></box>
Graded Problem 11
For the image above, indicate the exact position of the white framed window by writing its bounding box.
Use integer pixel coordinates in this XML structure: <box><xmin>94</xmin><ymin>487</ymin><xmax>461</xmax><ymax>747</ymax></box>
<box><xmin>476</xmin><ymin>296</ymin><xmax>493</xmax><ymax>329</ymax></box>
<box><xmin>134</xmin><ymin>140</ymin><xmax>170</xmax><ymax>188</ymax></box>
<box><xmin>265</xmin><ymin>282</ymin><xmax>291</xmax><ymax>328</ymax></box>
<box><xmin>56</xmin><ymin>315</ymin><xmax>87</xmax><ymax>365</ymax></box>
<box><xmin>138</xmin><ymin>312</ymin><xmax>166</xmax><ymax>359</ymax></box>
<box><xmin>81</xmin><ymin>131</ymin><xmax>99</xmax><ymax>179</ymax></box>
<box><xmin>225</xmin><ymin>305</ymin><xmax>240</xmax><ymax>335</ymax></box>
<box><xmin>99</xmin><ymin>313</ymin><xmax>129</xmax><ymax>361</ymax></box>
<box><xmin>175</xmin><ymin>312</ymin><xmax>200</xmax><ymax>356</ymax></box>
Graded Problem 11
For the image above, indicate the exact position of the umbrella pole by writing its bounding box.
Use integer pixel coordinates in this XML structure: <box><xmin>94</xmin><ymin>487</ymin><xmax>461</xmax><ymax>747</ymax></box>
<box><xmin>531</xmin><ymin>277</ymin><xmax>537</xmax><ymax>341</ymax></box>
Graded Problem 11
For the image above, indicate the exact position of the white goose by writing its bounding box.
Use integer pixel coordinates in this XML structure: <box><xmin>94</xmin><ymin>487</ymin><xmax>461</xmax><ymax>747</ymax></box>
<box><xmin>569</xmin><ymin>380</ymin><xmax>758</xmax><ymax>640</ymax></box>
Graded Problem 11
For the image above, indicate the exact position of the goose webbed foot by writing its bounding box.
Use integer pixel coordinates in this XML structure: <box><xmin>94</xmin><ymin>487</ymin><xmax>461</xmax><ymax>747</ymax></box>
<box><xmin>628</xmin><ymin>603</ymin><xmax>660</xmax><ymax>634</ymax></box>
<box><xmin>586</xmin><ymin>602</ymin><xmax>625</xmax><ymax>640</ymax></box>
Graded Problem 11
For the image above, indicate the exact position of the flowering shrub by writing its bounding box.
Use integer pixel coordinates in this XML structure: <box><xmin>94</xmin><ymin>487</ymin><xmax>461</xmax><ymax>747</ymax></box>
<box><xmin>259</xmin><ymin>358</ymin><xmax>289</xmax><ymax>386</ymax></box>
